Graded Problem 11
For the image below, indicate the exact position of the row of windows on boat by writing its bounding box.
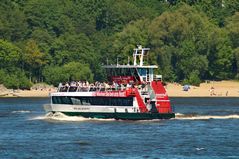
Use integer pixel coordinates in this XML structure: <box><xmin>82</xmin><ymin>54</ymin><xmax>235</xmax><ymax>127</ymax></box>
<box><xmin>106</xmin><ymin>68</ymin><xmax>148</xmax><ymax>77</ymax></box>
<box><xmin>52</xmin><ymin>96</ymin><xmax>133</xmax><ymax>106</ymax></box>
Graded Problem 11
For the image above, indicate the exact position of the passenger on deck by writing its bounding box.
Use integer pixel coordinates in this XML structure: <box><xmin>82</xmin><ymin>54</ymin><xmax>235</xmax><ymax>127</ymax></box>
<box><xmin>58</xmin><ymin>83</ymin><xmax>63</xmax><ymax>91</ymax></box>
<box><xmin>58</xmin><ymin>82</ymin><xmax>62</xmax><ymax>88</ymax></box>
<box><xmin>126</xmin><ymin>83</ymin><xmax>131</xmax><ymax>88</ymax></box>
<box><xmin>120</xmin><ymin>83</ymin><xmax>125</xmax><ymax>90</ymax></box>
<box><xmin>70</xmin><ymin>81</ymin><xmax>76</xmax><ymax>87</ymax></box>
<box><xmin>112</xmin><ymin>81</ymin><xmax>119</xmax><ymax>90</ymax></box>
<box><xmin>103</xmin><ymin>82</ymin><xmax>110</xmax><ymax>91</ymax></box>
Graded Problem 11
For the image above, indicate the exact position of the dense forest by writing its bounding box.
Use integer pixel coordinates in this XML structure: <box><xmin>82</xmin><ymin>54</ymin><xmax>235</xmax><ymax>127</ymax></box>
<box><xmin>0</xmin><ymin>0</ymin><xmax>238</xmax><ymax>89</ymax></box>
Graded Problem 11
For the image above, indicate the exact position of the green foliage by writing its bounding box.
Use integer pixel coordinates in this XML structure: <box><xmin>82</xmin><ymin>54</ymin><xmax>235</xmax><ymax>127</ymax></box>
<box><xmin>42</xmin><ymin>65</ymin><xmax>69</xmax><ymax>86</ymax></box>
<box><xmin>64</xmin><ymin>62</ymin><xmax>93</xmax><ymax>82</ymax></box>
<box><xmin>0</xmin><ymin>3</ymin><xmax>27</xmax><ymax>41</ymax></box>
<box><xmin>0</xmin><ymin>69</ymin><xmax>32</xmax><ymax>89</ymax></box>
<box><xmin>0</xmin><ymin>39</ymin><xmax>22</xmax><ymax>68</ymax></box>
<box><xmin>43</xmin><ymin>62</ymin><xmax>93</xmax><ymax>86</ymax></box>
<box><xmin>207</xmin><ymin>29</ymin><xmax>234</xmax><ymax>79</ymax></box>
<box><xmin>51</xmin><ymin>33</ymin><xmax>95</xmax><ymax>65</ymax></box>
<box><xmin>225</xmin><ymin>12</ymin><xmax>239</xmax><ymax>48</ymax></box>
<box><xmin>96</xmin><ymin>0</ymin><xmax>155</xmax><ymax>33</ymax></box>
<box><xmin>182</xmin><ymin>70</ymin><xmax>201</xmax><ymax>86</ymax></box>
<box><xmin>111</xmin><ymin>19</ymin><xmax>151</xmax><ymax>64</ymax></box>
<box><xmin>0</xmin><ymin>1</ymin><xmax>238</xmax><ymax>88</ymax></box>
<box><xmin>148</xmin><ymin>5</ymin><xmax>212</xmax><ymax>81</ymax></box>
<box><xmin>23</xmin><ymin>39</ymin><xmax>47</xmax><ymax>69</ymax></box>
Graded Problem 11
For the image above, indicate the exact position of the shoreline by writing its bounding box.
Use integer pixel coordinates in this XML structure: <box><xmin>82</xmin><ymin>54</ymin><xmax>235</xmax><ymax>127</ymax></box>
<box><xmin>0</xmin><ymin>80</ymin><xmax>239</xmax><ymax>98</ymax></box>
<box><xmin>0</xmin><ymin>90</ymin><xmax>54</xmax><ymax>98</ymax></box>
<box><xmin>166</xmin><ymin>80</ymin><xmax>239</xmax><ymax>97</ymax></box>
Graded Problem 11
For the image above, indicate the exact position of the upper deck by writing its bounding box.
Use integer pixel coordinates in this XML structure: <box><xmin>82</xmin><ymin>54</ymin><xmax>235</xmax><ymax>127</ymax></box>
<box><xmin>103</xmin><ymin>45</ymin><xmax>161</xmax><ymax>84</ymax></box>
<box><xmin>53</xmin><ymin>83</ymin><xmax>147</xmax><ymax>98</ymax></box>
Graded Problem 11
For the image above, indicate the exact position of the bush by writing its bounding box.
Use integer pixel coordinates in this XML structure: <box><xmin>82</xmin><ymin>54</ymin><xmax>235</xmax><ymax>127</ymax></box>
<box><xmin>43</xmin><ymin>62</ymin><xmax>94</xmax><ymax>86</ymax></box>
<box><xmin>182</xmin><ymin>70</ymin><xmax>201</xmax><ymax>86</ymax></box>
<box><xmin>43</xmin><ymin>66</ymin><xmax>69</xmax><ymax>86</ymax></box>
<box><xmin>0</xmin><ymin>69</ymin><xmax>32</xmax><ymax>89</ymax></box>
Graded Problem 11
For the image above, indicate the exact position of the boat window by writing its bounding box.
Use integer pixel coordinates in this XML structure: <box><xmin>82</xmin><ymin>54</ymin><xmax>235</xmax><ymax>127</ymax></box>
<box><xmin>81</xmin><ymin>97</ymin><xmax>91</xmax><ymax>105</ymax></box>
<box><xmin>52</xmin><ymin>96</ymin><xmax>133</xmax><ymax>106</ymax></box>
<box><xmin>71</xmin><ymin>98</ymin><xmax>82</xmax><ymax>105</ymax></box>
<box><xmin>138</xmin><ymin>68</ymin><xmax>147</xmax><ymax>76</ymax></box>
<box><xmin>52</xmin><ymin>96</ymin><xmax>73</xmax><ymax>104</ymax></box>
<box><xmin>107</xmin><ymin>68</ymin><xmax>136</xmax><ymax>76</ymax></box>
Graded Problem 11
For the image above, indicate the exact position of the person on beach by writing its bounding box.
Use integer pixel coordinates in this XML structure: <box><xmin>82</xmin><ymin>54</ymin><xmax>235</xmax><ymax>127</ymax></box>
<box><xmin>210</xmin><ymin>86</ymin><xmax>215</xmax><ymax>96</ymax></box>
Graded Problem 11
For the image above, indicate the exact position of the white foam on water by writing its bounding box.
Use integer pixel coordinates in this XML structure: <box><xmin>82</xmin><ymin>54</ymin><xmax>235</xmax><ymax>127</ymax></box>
<box><xmin>46</xmin><ymin>112</ymin><xmax>92</xmax><ymax>121</ymax></box>
<box><xmin>175</xmin><ymin>113</ymin><xmax>184</xmax><ymax>116</ymax></box>
<box><xmin>134</xmin><ymin>119</ymin><xmax>163</xmax><ymax>123</ymax></box>
<box><xmin>30</xmin><ymin>112</ymin><xmax>239</xmax><ymax>122</ymax></box>
<box><xmin>12</xmin><ymin>110</ymin><xmax>31</xmax><ymax>113</ymax></box>
<box><xmin>30</xmin><ymin>115</ymin><xmax>46</xmax><ymax>120</ymax></box>
<box><xmin>30</xmin><ymin>112</ymin><xmax>116</xmax><ymax>122</ymax></box>
<box><xmin>196</xmin><ymin>147</ymin><xmax>205</xmax><ymax>151</ymax></box>
<box><xmin>175</xmin><ymin>113</ymin><xmax>239</xmax><ymax>120</ymax></box>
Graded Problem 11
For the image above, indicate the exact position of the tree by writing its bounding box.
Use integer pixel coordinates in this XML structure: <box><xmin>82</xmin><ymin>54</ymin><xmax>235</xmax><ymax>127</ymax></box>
<box><xmin>30</xmin><ymin>28</ymin><xmax>54</xmax><ymax>53</ymax></box>
<box><xmin>0</xmin><ymin>68</ymin><xmax>32</xmax><ymax>89</ymax></box>
<box><xmin>110</xmin><ymin>19</ymin><xmax>151</xmax><ymax>65</ymax></box>
<box><xmin>24</xmin><ymin>0</ymin><xmax>74</xmax><ymax>37</ymax></box>
<box><xmin>42</xmin><ymin>65</ymin><xmax>69</xmax><ymax>86</ymax></box>
<box><xmin>207</xmin><ymin>29</ymin><xmax>234</xmax><ymax>79</ymax></box>
<box><xmin>0</xmin><ymin>39</ymin><xmax>22</xmax><ymax>69</ymax></box>
<box><xmin>96</xmin><ymin>0</ymin><xmax>153</xmax><ymax>34</ymax></box>
<box><xmin>43</xmin><ymin>62</ymin><xmax>93</xmax><ymax>86</ymax></box>
<box><xmin>64</xmin><ymin>62</ymin><xmax>93</xmax><ymax>82</ymax></box>
<box><xmin>225</xmin><ymin>12</ymin><xmax>239</xmax><ymax>49</ymax></box>
<box><xmin>23</xmin><ymin>39</ymin><xmax>48</xmax><ymax>82</ymax></box>
<box><xmin>148</xmin><ymin>5</ymin><xmax>212</xmax><ymax>82</ymax></box>
<box><xmin>50</xmin><ymin>33</ymin><xmax>97</xmax><ymax>67</ymax></box>
<box><xmin>225</xmin><ymin>12</ymin><xmax>239</xmax><ymax>78</ymax></box>
<box><xmin>0</xmin><ymin>2</ymin><xmax>27</xmax><ymax>41</ymax></box>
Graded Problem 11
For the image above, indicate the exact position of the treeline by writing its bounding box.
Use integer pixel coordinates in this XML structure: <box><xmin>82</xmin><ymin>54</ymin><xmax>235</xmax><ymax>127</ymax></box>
<box><xmin>0</xmin><ymin>0</ymin><xmax>238</xmax><ymax>88</ymax></box>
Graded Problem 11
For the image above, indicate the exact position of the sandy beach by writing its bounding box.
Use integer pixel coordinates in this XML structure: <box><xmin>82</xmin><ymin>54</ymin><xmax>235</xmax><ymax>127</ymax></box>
<box><xmin>0</xmin><ymin>89</ymin><xmax>56</xmax><ymax>98</ymax></box>
<box><xmin>1</xmin><ymin>80</ymin><xmax>239</xmax><ymax>97</ymax></box>
<box><xmin>166</xmin><ymin>80</ymin><xmax>239</xmax><ymax>97</ymax></box>
<box><xmin>0</xmin><ymin>83</ymin><xmax>56</xmax><ymax>97</ymax></box>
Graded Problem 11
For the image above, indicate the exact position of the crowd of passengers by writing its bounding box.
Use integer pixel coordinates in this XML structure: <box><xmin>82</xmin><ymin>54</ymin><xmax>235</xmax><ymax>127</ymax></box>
<box><xmin>58</xmin><ymin>81</ymin><xmax>147</xmax><ymax>92</ymax></box>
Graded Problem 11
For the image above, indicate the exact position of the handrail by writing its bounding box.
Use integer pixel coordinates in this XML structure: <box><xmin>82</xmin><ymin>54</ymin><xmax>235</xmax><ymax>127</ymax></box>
<box><xmin>57</xmin><ymin>86</ymin><xmax>138</xmax><ymax>96</ymax></box>
<box><xmin>58</xmin><ymin>86</ymin><xmax>126</xmax><ymax>92</ymax></box>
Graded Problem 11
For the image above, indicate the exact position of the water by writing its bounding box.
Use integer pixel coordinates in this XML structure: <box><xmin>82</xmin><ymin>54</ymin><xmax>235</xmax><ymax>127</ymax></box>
<box><xmin>0</xmin><ymin>97</ymin><xmax>239</xmax><ymax>159</ymax></box>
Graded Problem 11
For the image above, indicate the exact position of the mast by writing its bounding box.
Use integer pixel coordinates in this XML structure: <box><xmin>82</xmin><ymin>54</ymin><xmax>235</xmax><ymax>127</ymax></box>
<box><xmin>133</xmin><ymin>45</ymin><xmax>150</xmax><ymax>66</ymax></box>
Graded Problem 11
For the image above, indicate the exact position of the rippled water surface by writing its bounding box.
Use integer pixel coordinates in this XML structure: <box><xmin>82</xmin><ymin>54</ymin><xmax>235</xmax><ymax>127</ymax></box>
<box><xmin>0</xmin><ymin>97</ymin><xmax>239</xmax><ymax>159</ymax></box>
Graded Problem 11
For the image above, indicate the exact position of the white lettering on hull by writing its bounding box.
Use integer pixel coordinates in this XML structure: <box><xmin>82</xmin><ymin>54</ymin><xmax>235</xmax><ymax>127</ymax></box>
<box><xmin>46</xmin><ymin>104</ymin><xmax>136</xmax><ymax>113</ymax></box>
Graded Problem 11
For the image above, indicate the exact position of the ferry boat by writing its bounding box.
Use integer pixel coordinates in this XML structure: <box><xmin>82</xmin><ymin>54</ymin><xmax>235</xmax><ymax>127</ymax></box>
<box><xmin>44</xmin><ymin>46</ymin><xmax>175</xmax><ymax>120</ymax></box>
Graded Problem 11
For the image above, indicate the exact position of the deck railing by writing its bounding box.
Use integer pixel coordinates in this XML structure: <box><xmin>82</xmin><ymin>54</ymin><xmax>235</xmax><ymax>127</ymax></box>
<box><xmin>57</xmin><ymin>85</ymin><xmax>149</xmax><ymax>95</ymax></box>
<box><xmin>58</xmin><ymin>86</ymin><xmax>127</xmax><ymax>92</ymax></box>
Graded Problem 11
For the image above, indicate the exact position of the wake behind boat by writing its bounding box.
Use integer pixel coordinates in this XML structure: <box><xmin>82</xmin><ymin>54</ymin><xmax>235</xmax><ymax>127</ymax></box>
<box><xmin>44</xmin><ymin>46</ymin><xmax>175</xmax><ymax>120</ymax></box>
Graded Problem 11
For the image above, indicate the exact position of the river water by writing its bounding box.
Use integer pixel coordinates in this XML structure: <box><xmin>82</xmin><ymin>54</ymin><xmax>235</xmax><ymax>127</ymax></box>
<box><xmin>0</xmin><ymin>97</ymin><xmax>239</xmax><ymax>159</ymax></box>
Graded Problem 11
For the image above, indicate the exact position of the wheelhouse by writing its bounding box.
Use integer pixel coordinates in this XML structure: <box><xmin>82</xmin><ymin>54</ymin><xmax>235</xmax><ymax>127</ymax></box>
<box><xmin>103</xmin><ymin>46</ymin><xmax>160</xmax><ymax>84</ymax></box>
